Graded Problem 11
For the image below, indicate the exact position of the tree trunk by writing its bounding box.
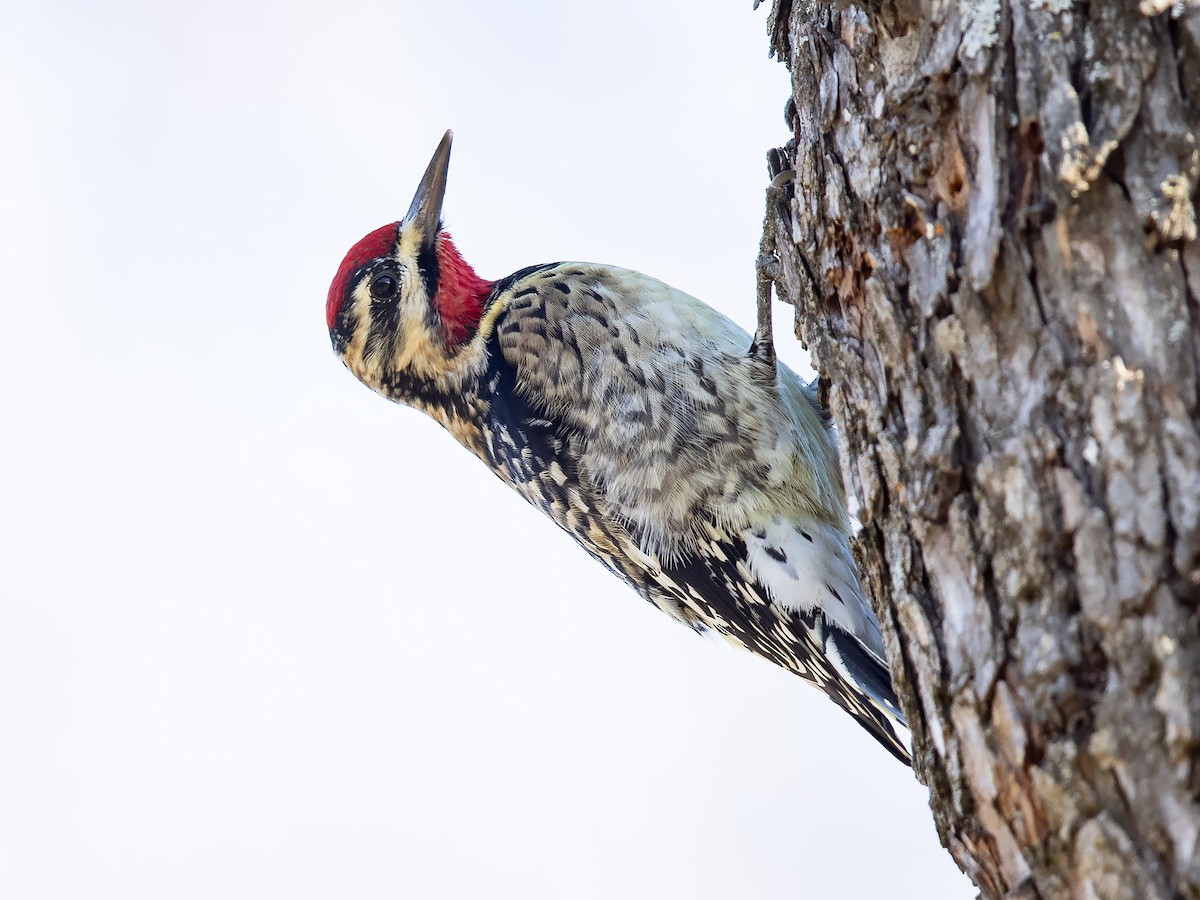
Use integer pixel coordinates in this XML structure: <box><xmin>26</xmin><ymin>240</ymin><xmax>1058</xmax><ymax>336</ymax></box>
<box><xmin>757</xmin><ymin>1</ymin><xmax>1200</xmax><ymax>896</ymax></box>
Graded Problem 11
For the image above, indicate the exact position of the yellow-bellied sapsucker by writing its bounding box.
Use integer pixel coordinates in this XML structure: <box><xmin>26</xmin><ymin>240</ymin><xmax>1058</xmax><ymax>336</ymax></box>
<box><xmin>327</xmin><ymin>131</ymin><xmax>909</xmax><ymax>764</ymax></box>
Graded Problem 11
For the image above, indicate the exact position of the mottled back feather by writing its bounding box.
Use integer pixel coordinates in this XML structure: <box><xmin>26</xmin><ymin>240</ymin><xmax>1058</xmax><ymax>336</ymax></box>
<box><xmin>476</xmin><ymin>263</ymin><xmax>909</xmax><ymax>764</ymax></box>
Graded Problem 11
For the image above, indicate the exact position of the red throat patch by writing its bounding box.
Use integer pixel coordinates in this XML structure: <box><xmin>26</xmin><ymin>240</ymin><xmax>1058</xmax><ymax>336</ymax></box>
<box><xmin>326</xmin><ymin>223</ymin><xmax>399</xmax><ymax>331</ymax></box>
<box><xmin>434</xmin><ymin>234</ymin><xmax>495</xmax><ymax>349</ymax></box>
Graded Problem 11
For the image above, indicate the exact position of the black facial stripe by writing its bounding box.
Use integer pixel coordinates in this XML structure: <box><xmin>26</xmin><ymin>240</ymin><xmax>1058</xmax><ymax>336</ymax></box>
<box><xmin>418</xmin><ymin>229</ymin><xmax>440</xmax><ymax>302</ymax></box>
<box><xmin>364</xmin><ymin>264</ymin><xmax>404</xmax><ymax>361</ymax></box>
<box><xmin>331</xmin><ymin>271</ymin><xmax>364</xmax><ymax>351</ymax></box>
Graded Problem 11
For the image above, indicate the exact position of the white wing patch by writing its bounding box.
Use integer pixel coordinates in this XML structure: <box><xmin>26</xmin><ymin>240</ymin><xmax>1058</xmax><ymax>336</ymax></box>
<box><xmin>742</xmin><ymin>516</ymin><xmax>886</xmax><ymax>662</ymax></box>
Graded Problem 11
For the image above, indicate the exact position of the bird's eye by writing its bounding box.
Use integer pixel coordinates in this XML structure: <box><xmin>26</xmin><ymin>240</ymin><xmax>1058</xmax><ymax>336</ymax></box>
<box><xmin>370</xmin><ymin>274</ymin><xmax>398</xmax><ymax>300</ymax></box>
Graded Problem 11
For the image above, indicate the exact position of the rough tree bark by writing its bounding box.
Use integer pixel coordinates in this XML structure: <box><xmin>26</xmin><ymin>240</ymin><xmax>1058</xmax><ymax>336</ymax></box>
<box><xmin>756</xmin><ymin>1</ymin><xmax>1200</xmax><ymax>897</ymax></box>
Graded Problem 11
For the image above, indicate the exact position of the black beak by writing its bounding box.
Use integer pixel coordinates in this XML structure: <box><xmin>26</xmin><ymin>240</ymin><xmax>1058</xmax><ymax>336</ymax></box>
<box><xmin>404</xmin><ymin>130</ymin><xmax>452</xmax><ymax>246</ymax></box>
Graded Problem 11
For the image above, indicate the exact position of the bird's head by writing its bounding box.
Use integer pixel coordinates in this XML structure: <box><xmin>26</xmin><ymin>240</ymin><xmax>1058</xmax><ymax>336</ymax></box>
<box><xmin>326</xmin><ymin>130</ymin><xmax>495</xmax><ymax>400</ymax></box>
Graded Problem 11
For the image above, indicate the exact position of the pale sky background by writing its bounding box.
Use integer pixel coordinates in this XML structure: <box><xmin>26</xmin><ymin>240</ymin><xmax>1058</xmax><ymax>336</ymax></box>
<box><xmin>1</xmin><ymin>2</ymin><xmax>973</xmax><ymax>897</ymax></box>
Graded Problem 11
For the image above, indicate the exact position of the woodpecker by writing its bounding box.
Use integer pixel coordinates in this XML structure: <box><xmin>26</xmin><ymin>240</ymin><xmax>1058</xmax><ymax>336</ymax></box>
<box><xmin>327</xmin><ymin>131</ymin><xmax>910</xmax><ymax>764</ymax></box>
